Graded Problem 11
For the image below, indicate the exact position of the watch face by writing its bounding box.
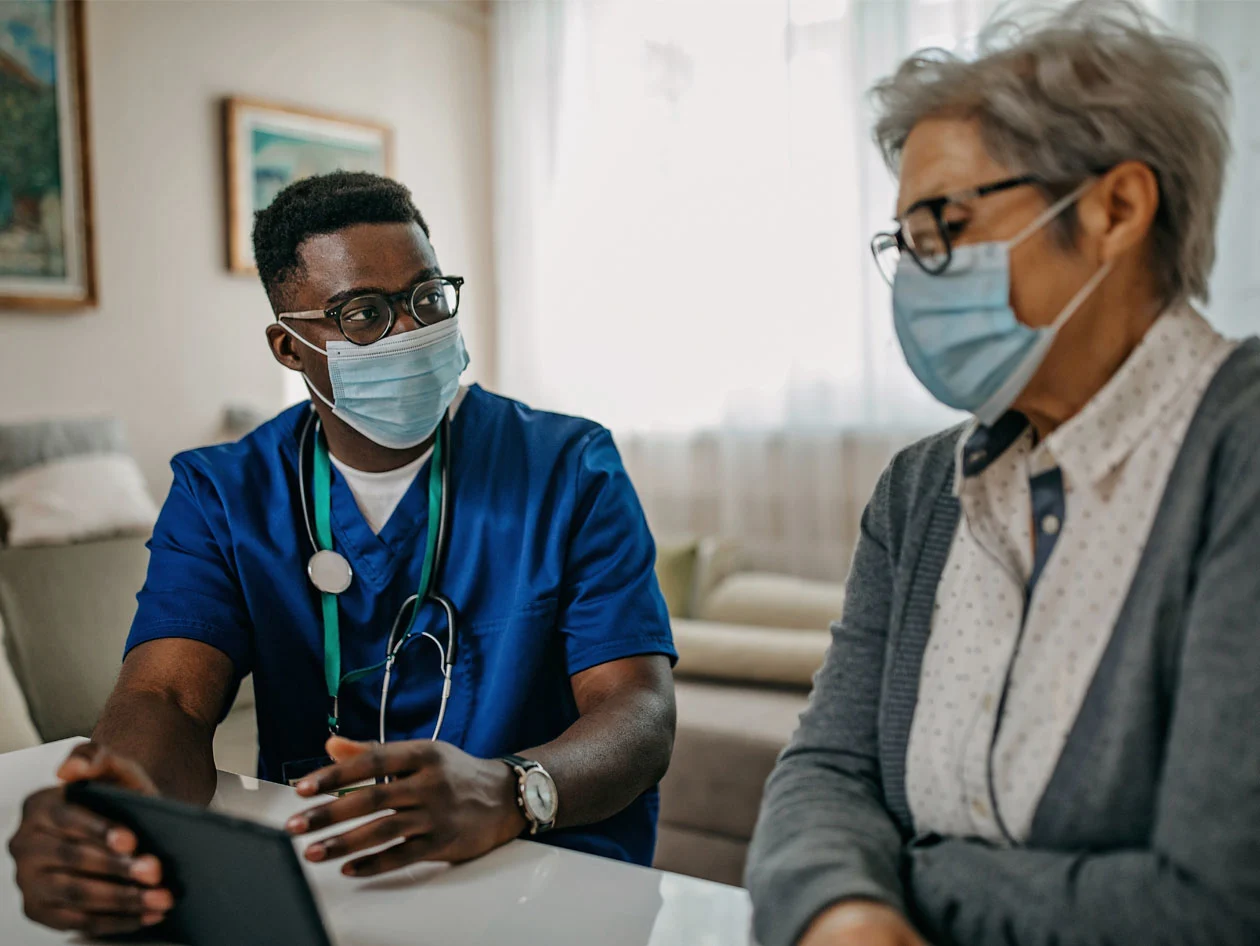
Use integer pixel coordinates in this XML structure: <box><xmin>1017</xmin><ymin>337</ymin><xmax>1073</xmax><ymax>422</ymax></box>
<box><xmin>522</xmin><ymin>769</ymin><xmax>557</xmax><ymax>822</ymax></box>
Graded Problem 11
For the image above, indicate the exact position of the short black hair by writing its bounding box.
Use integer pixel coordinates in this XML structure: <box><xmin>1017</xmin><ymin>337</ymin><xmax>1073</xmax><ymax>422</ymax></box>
<box><xmin>252</xmin><ymin>170</ymin><xmax>430</xmax><ymax>307</ymax></box>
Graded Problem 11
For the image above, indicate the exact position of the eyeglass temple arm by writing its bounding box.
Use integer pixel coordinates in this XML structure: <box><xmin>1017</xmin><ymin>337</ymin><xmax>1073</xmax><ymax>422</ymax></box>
<box><xmin>276</xmin><ymin>310</ymin><xmax>327</xmax><ymax>320</ymax></box>
<box><xmin>900</xmin><ymin>174</ymin><xmax>1042</xmax><ymax>221</ymax></box>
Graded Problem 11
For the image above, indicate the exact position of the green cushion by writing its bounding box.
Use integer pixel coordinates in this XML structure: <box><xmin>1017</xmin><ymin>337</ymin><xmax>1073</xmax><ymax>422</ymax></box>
<box><xmin>0</xmin><ymin>536</ymin><xmax>150</xmax><ymax>741</ymax></box>
<box><xmin>655</xmin><ymin>539</ymin><xmax>699</xmax><ymax>618</ymax></box>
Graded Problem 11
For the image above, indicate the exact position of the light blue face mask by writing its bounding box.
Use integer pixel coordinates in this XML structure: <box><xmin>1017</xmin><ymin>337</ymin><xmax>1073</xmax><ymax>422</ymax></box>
<box><xmin>282</xmin><ymin>317</ymin><xmax>470</xmax><ymax>449</ymax></box>
<box><xmin>892</xmin><ymin>180</ymin><xmax>1111</xmax><ymax>426</ymax></box>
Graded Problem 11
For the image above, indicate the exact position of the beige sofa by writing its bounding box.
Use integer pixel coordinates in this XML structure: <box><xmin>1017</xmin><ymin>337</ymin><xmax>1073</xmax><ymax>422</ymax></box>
<box><xmin>0</xmin><ymin>537</ymin><xmax>258</xmax><ymax>774</ymax></box>
<box><xmin>651</xmin><ymin>538</ymin><xmax>839</xmax><ymax>885</ymax></box>
<box><xmin>0</xmin><ymin>534</ymin><xmax>837</xmax><ymax>888</ymax></box>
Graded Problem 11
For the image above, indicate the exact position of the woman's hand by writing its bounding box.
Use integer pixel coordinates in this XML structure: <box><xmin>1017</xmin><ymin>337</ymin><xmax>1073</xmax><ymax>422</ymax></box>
<box><xmin>285</xmin><ymin>736</ymin><xmax>528</xmax><ymax>876</ymax></box>
<box><xmin>799</xmin><ymin>900</ymin><xmax>929</xmax><ymax>946</ymax></box>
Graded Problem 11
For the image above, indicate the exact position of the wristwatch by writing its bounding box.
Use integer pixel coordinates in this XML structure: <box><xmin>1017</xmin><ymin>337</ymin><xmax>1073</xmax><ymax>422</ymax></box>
<box><xmin>500</xmin><ymin>755</ymin><xmax>558</xmax><ymax>835</ymax></box>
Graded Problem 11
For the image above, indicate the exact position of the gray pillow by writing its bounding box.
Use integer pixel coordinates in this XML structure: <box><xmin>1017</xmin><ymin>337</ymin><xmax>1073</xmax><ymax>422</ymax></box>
<box><xmin>0</xmin><ymin>417</ymin><xmax>128</xmax><ymax>481</ymax></box>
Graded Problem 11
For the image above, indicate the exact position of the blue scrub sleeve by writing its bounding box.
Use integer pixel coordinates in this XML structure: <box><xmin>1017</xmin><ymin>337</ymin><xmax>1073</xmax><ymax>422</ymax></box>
<box><xmin>125</xmin><ymin>458</ymin><xmax>253</xmax><ymax>676</ymax></box>
<box><xmin>558</xmin><ymin>429</ymin><xmax>676</xmax><ymax>675</ymax></box>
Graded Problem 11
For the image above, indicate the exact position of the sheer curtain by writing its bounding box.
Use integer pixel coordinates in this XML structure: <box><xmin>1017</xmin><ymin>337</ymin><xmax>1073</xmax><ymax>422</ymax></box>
<box><xmin>494</xmin><ymin>0</ymin><xmax>957</xmax><ymax>434</ymax></box>
<box><xmin>491</xmin><ymin>0</ymin><xmax>1257</xmax><ymax>577</ymax></box>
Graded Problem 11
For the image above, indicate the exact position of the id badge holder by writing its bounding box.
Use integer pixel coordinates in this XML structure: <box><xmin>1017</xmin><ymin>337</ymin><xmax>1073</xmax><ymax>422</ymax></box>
<box><xmin>282</xmin><ymin>755</ymin><xmax>378</xmax><ymax>797</ymax></box>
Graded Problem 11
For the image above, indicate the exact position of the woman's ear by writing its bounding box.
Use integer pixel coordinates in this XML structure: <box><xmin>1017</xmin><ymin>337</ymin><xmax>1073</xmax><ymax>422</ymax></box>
<box><xmin>1081</xmin><ymin>161</ymin><xmax>1160</xmax><ymax>265</ymax></box>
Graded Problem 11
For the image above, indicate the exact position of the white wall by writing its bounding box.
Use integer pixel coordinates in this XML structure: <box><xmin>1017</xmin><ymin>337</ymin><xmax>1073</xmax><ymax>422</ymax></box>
<box><xmin>0</xmin><ymin>0</ymin><xmax>494</xmax><ymax>496</ymax></box>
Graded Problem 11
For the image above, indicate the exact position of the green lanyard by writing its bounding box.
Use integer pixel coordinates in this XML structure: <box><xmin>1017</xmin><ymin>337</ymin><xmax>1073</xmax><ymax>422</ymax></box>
<box><xmin>312</xmin><ymin>422</ymin><xmax>446</xmax><ymax>732</ymax></box>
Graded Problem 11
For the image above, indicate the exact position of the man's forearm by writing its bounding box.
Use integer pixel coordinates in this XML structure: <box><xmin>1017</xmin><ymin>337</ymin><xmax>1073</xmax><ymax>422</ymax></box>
<box><xmin>521</xmin><ymin>680</ymin><xmax>675</xmax><ymax>829</ymax></box>
<box><xmin>91</xmin><ymin>687</ymin><xmax>218</xmax><ymax>806</ymax></box>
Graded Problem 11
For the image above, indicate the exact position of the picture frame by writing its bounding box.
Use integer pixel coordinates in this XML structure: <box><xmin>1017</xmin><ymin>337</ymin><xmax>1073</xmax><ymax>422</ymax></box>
<box><xmin>223</xmin><ymin>97</ymin><xmax>395</xmax><ymax>274</ymax></box>
<box><xmin>0</xmin><ymin>0</ymin><xmax>96</xmax><ymax>310</ymax></box>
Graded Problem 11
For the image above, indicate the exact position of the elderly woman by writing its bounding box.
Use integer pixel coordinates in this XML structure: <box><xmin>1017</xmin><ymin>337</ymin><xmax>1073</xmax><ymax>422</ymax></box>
<box><xmin>746</xmin><ymin>4</ymin><xmax>1257</xmax><ymax>946</ymax></box>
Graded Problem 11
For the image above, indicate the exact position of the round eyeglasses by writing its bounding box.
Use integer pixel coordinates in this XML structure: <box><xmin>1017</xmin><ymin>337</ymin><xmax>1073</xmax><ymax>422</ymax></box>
<box><xmin>278</xmin><ymin>275</ymin><xmax>464</xmax><ymax>346</ymax></box>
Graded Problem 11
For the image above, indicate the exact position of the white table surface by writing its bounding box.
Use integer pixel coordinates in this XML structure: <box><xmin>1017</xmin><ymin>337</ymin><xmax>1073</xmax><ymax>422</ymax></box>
<box><xmin>0</xmin><ymin>739</ymin><xmax>753</xmax><ymax>946</ymax></box>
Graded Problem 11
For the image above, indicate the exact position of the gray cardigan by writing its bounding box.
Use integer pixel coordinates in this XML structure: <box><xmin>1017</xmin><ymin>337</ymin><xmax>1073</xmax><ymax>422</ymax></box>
<box><xmin>746</xmin><ymin>339</ymin><xmax>1260</xmax><ymax>946</ymax></box>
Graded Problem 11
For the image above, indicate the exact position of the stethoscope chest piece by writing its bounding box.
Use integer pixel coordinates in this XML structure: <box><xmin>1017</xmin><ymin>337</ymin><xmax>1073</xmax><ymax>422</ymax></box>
<box><xmin>308</xmin><ymin>549</ymin><xmax>353</xmax><ymax>595</ymax></box>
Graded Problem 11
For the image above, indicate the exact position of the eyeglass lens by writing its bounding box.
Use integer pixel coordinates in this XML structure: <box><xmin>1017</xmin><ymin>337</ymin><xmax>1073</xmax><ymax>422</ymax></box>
<box><xmin>338</xmin><ymin>279</ymin><xmax>460</xmax><ymax>345</ymax></box>
<box><xmin>872</xmin><ymin>234</ymin><xmax>901</xmax><ymax>285</ymax></box>
<box><xmin>902</xmin><ymin>205</ymin><xmax>950</xmax><ymax>269</ymax></box>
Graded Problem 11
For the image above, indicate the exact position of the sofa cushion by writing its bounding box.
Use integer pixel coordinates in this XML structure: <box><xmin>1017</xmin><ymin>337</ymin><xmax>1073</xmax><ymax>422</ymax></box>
<box><xmin>0</xmin><ymin>536</ymin><xmax>150</xmax><ymax>740</ymax></box>
<box><xmin>653</xmin><ymin>823</ymin><xmax>749</xmax><ymax>887</ymax></box>
<box><xmin>671</xmin><ymin>617</ymin><xmax>829</xmax><ymax>688</ymax></box>
<box><xmin>691</xmin><ymin>536</ymin><xmax>745</xmax><ymax>607</ymax></box>
<box><xmin>0</xmin><ymin>610</ymin><xmax>40</xmax><ymax>753</ymax></box>
<box><xmin>654</xmin><ymin>538</ymin><xmax>699</xmax><ymax>618</ymax></box>
<box><xmin>696</xmin><ymin>571</ymin><xmax>844</xmax><ymax>631</ymax></box>
<box><xmin>660</xmin><ymin>679</ymin><xmax>807</xmax><ymax>842</ymax></box>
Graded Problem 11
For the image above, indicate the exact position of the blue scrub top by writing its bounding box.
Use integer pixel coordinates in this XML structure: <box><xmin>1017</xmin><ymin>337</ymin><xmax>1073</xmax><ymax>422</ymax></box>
<box><xmin>125</xmin><ymin>385</ymin><xmax>676</xmax><ymax>866</ymax></box>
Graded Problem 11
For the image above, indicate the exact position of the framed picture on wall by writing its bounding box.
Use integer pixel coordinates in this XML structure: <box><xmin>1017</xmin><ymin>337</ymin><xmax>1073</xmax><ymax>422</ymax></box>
<box><xmin>223</xmin><ymin>97</ymin><xmax>394</xmax><ymax>273</ymax></box>
<box><xmin>0</xmin><ymin>0</ymin><xmax>96</xmax><ymax>310</ymax></box>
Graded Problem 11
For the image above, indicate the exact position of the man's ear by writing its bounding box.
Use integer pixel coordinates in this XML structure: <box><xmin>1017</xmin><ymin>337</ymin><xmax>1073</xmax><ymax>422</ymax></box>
<box><xmin>266</xmin><ymin>323</ymin><xmax>305</xmax><ymax>372</ymax></box>
<box><xmin>1077</xmin><ymin>160</ymin><xmax>1160</xmax><ymax>266</ymax></box>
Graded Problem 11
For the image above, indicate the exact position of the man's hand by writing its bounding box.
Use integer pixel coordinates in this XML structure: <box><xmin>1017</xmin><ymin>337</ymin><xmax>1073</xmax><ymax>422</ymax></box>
<box><xmin>8</xmin><ymin>743</ymin><xmax>173</xmax><ymax>936</ymax></box>
<box><xmin>285</xmin><ymin>736</ymin><xmax>527</xmax><ymax>876</ymax></box>
<box><xmin>799</xmin><ymin>901</ymin><xmax>929</xmax><ymax>946</ymax></box>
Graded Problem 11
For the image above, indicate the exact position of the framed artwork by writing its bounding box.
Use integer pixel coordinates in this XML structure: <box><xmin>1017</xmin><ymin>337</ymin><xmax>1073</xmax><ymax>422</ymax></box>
<box><xmin>0</xmin><ymin>0</ymin><xmax>96</xmax><ymax>310</ymax></box>
<box><xmin>223</xmin><ymin>97</ymin><xmax>394</xmax><ymax>273</ymax></box>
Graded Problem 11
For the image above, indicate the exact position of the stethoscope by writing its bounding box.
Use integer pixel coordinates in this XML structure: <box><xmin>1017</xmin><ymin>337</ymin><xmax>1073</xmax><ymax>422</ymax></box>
<box><xmin>297</xmin><ymin>408</ymin><xmax>458</xmax><ymax>745</ymax></box>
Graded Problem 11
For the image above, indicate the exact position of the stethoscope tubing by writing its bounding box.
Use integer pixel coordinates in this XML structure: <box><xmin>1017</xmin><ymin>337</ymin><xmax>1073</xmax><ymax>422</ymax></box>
<box><xmin>298</xmin><ymin>408</ymin><xmax>457</xmax><ymax>745</ymax></box>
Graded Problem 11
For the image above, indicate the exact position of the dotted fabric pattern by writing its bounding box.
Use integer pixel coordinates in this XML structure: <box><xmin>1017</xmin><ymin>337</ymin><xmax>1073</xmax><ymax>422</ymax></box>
<box><xmin>905</xmin><ymin>306</ymin><xmax>1237</xmax><ymax>843</ymax></box>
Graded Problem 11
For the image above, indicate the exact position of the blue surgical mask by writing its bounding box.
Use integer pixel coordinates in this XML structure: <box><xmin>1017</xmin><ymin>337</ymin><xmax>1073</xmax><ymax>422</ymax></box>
<box><xmin>281</xmin><ymin>317</ymin><xmax>469</xmax><ymax>449</ymax></box>
<box><xmin>892</xmin><ymin>180</ymin><xmax>1110</xmax><ymax>426</ymax></box>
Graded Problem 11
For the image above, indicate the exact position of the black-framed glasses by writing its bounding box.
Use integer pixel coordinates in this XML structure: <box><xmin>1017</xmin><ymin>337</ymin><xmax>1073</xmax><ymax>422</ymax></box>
<box><xmin>870</xmin><ymin>175</ymin><xmax>1040</xmax><ymax>285</ymax></box>
<box><xmin>278</xmin><ymin>275</ymin><xmax>464</xmax><ymax>346</ymax></box>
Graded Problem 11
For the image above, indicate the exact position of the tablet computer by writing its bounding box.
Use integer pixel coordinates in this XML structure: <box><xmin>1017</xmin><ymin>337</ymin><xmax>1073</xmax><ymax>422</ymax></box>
<box><xmin>66</xmin><ymin>781</ymin><xmax>334</xmax><ymax>946</ymax></box>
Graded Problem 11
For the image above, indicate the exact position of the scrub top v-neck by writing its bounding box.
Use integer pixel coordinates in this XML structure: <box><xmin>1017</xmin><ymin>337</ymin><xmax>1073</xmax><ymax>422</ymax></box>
<box><xmin>125</xmin><ymin>385</ymin><xmax>676</xmax><ymax>866</ymax></box>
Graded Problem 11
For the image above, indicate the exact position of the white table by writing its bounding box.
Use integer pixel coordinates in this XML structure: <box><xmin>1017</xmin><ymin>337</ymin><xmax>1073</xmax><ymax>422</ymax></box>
<box><xmin>0</xmin><ymin>740</ymin><xmax>753</xmax><ymax>945</ymax></box>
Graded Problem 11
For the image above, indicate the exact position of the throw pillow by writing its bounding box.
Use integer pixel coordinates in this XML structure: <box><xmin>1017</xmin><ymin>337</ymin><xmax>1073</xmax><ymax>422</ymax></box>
<box><xmin>0</xmin><ymin>453</ymin><xmax>159</xmax><ymax>548</ymax></box>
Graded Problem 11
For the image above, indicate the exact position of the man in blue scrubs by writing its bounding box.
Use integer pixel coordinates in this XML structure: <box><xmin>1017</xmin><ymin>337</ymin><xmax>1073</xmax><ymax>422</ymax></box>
<box><xmin>10</xmin><ymin>172</ymin><xmax>677</xmax><ymax>938</ymax></box>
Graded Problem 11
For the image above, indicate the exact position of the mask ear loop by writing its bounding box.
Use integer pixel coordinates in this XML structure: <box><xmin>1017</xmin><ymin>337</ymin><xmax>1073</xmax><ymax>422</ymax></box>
<box><xmin>1008</xmin><ymin>177</ymin><xmax>1097</xmax><ymax>251</ymax></box>
<box><xmin>972</xmin><ymin>176</ymin><xmax>1114</xmax><ymax>427</ymax></box>
<box><xmin>1048</xmin><ymin>259</ymin><xmax>1114</xmax><ymax>333</ymax></box>
<box><xmin>277</xmin><ymin>321</ymin><xmax>339</xmax><ymax>411</ymax></box>
<box><xmin>278</xmin><ymin>320</ymin><xmax>328</xmax><ymax>355</ymax></box>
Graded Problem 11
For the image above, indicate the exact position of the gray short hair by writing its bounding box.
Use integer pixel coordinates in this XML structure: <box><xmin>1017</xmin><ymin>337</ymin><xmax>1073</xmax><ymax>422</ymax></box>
<box><xmin>870</xmin><ymin>0</ymin><xmax>1231</xmax><ymax>303</ymax></box>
